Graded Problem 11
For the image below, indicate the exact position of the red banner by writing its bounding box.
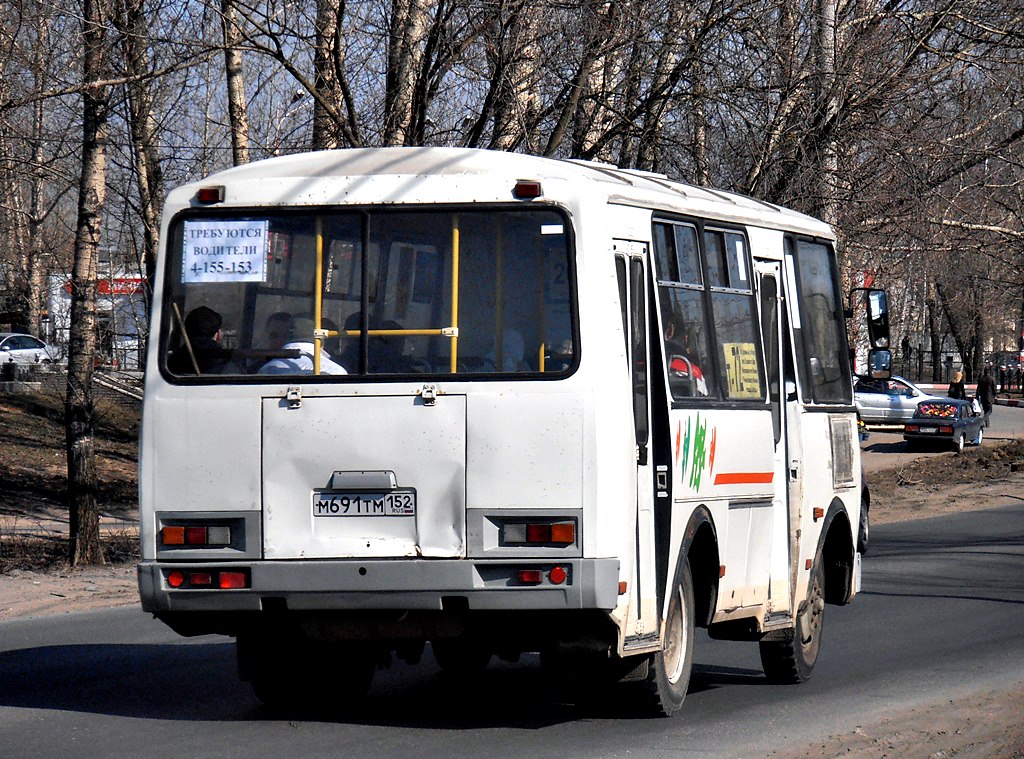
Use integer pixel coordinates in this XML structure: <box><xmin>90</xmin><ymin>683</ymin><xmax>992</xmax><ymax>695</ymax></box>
<box><xmin>63</xmin><ymin>278</ymin><xmax>146</xmax><ymax>295</ymax></box>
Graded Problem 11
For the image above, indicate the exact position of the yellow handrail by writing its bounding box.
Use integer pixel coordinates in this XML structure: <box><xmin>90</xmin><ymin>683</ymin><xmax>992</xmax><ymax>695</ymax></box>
<box><xmin>313</xmin><ymin>216</ymin><xmax>324</xmax><ymax>375</ymax></box>
<box><xmin>450</xmin><ymin>215</ymin><xmax>460</xmax><ymax>373</ymax></box>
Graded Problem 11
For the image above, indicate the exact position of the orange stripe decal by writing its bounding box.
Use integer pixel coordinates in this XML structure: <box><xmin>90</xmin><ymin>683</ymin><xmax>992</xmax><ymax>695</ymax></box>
<box><xmin>714</xmin><ymin>472</ymin><xmax>775</xmax><ymax>485</ymax></box>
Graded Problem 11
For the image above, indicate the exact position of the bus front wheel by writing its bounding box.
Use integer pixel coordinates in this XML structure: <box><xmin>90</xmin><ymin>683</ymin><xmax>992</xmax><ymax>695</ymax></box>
<box><xmin>759</xmin><ymin>558</ymin><xmax>825</xmax><ymax>684</ymax></box>
<box><xmin>641</xmin><ymin>560</ymin><xmax>695</xmax><ymax>717</ymax></box>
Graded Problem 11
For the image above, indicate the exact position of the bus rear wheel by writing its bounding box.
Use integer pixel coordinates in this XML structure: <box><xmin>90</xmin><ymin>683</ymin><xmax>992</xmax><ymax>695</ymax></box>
<box><xmin>759</xmin><ymin>557</ymin><xmax>825</xmax><ymax>684</ymax></box>
<box><xmin>641</xmin><ymin>560</ymin><xmax>694</xmax><ymax>717</ymax></box>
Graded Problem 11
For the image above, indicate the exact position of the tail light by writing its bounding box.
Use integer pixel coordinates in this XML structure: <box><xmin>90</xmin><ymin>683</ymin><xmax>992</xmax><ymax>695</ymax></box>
<box><xmin>503</xmin><ymin>520</ymin><xmax>576</xmax><ymax>546</ymax></box>
<box><xmin>515</xmin><ymin>566</ymin><xmax>569</xmax><ymax>586</ymax></box>
<box><xmin>161</xmin><ymin>524</ymin><xmax>232</xmax><ymax>547</ymax></box>
<box><xmin>165</xmin><ymin>568</ymin><xmax>250</xmax><ymax>590</ymax></box>
<box><xmin>905</xmin><ymin>424</ymin><xmax>919</xmax><ymax>432</ymax></box>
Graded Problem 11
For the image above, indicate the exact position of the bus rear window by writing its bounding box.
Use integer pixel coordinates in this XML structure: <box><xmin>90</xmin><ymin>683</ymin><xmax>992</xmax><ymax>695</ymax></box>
<box><xmin>161</xmin><ymin>208</ymin><xmax>576</xmax><ymax>380</ymax></box>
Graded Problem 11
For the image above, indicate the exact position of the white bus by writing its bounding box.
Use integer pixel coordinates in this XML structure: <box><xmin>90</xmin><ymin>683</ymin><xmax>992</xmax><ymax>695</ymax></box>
<box><xmin>138</xmin><ymin>147</ymin><xmax>890</xmax><ymax>715</ymax></box>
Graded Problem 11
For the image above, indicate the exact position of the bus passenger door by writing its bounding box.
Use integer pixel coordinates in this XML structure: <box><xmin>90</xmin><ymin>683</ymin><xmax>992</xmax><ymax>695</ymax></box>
<box><xmin>754</xmin><ymin>259</ymin><xmax>794</xmax><ymax>618</ymax></box>
<box><xmin>616</xmin><ymin>246</ymin><xmax>661</xmax><ymax>647</ymax></box>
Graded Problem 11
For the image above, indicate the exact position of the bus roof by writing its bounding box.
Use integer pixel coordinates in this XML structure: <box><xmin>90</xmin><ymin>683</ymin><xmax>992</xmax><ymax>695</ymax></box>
<box><xmin>169</xmin><ymin>147</ymin><xmax>833</xmax><ymax>238</ymax></box>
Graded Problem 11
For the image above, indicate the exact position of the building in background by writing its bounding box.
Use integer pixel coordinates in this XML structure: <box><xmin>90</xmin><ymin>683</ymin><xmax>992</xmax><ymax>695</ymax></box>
<box><xmin>46</xmin><ymin>274</ymin><xmax>148</xmax><ymax>370</ymax></box>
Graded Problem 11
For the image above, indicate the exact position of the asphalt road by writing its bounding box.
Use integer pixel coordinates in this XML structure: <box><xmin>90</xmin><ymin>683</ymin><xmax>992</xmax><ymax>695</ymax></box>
<box><xmin>2</xmin><ymin>505</ymin><xmax>1023</xmax><ymax>758</ymax></box>
<box><xmin>861</xmin><ymin>401</ymin><xmax>1024</xmax><ymax>473</ymax></box>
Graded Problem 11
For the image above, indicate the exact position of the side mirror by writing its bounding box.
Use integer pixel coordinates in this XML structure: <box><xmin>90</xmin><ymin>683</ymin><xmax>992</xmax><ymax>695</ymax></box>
<box><xmin>848</xmin><ymin>287</ymin><xmax>892</xmax><ymax>353</ymax></box>
<box><xmin>866</xmin><ymin>289</ymin><xmax>890</xmax><ymax>349</ymax></box>
<box><xmin>867</xmin><ymin>348</ymin><xmax>891</xmax><ymax>379</ymax></box>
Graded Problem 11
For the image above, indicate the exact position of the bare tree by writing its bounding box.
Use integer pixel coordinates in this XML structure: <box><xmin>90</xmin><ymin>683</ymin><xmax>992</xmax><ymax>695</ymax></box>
<box><xmin>384</xmin><ymin>0</ymin><xmax>435</xmax><ymax>146</ymax></box>
<box><xmin>66</xmin><ymin>0</ymin><xmax>111</xmax><ymax>567</ymax></box>
<box><xmin>113</xmin><ymin>0</ymin><xmax>164</xmax><ymax>289</ymax></box>
<box><xmin>222</xmin><ymin>0</ymin><xmax>251</xmax><ymax>164</ymax></box>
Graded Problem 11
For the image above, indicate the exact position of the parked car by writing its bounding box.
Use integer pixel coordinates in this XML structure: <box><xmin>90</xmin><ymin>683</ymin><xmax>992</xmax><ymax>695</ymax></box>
<box><xmin>0</xmin><ymin>332</ymin><xmax>62</xmax><ymax>366</ymax></box>
<box><xmin>854</xmin><ymin>375</ymin><xmax>942</xmax><ymax>424</ymax></box>
<box><xmin>903</xmin><ymin>398</ymin><xmax>984</xmax><ymax>453</ymax></box>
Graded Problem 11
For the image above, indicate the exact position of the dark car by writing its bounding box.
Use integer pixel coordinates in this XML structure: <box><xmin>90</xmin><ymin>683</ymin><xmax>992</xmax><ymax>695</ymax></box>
<box><xmin>903</xmin><ymin>399</ymin><xmax>984</xmax><ymax>453</ymax></box>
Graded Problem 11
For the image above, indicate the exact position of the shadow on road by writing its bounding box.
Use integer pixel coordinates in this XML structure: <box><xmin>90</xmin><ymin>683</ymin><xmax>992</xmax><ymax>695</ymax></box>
<box><xmin>0</xmin><ymin>640</ymin><xmax>766</xmax><ymax>725</ymax></box>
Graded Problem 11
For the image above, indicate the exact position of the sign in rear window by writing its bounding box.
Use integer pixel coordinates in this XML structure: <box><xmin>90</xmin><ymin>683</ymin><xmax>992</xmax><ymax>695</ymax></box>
<box><xmin>182</xmin><ymin>220</ymin><xmax>268</xmax><ymax>283</ymax></box>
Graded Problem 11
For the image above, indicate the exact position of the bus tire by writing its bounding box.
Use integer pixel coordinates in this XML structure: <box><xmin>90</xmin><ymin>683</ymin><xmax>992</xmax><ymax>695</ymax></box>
<box><xmin>759</xmin><ymin>558</ymin><xmax>825</xmax><ymax>684</ymax></box>
<box><xmin>641</xmin><ymin>559</ymin><xmax>695</xmax><ymax>717</ymax></box>
<box><xmin>858</xmin><ymin>493</ymin><xmax>870</xmax><ymax>555</ymax></box>
<box><xmin>431</xmin><ymin>639</ymin><xmax>492</xmax><ymax>678</ymax></box>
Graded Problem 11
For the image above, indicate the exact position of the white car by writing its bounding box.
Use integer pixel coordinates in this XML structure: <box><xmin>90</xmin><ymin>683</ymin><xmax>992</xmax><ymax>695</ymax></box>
<box><xmin>854</xmin><ymin>375</ymin><xmax>942</xmax><ymax>424</ymax></box>
<box><xmin>0</xmin><ymin>332</ymin><xmax>62</xmax><ymax>366</ymax></box>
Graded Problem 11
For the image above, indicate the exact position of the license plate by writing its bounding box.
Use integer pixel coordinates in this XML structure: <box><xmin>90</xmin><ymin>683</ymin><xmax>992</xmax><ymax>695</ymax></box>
<box><xmin>918</xmin><ymin>427</ymin><xmax>936</xmax><ymax>434</ymax></box>
<box><xmin>313</xmin><ymin>491</ymin><xmax>416</xmax><ymax>517</ymax></box>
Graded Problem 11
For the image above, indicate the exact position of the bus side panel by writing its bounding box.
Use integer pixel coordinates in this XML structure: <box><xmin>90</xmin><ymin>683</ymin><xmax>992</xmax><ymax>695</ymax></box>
<box><xmin>668</xmin><ymin>407</ymin><xmax>777</xmax><ymax>617</ymax></box>
<box><xmin>795</xmin><ymin>410</ymin><xmax>859</xmax><ymax>591</ymax></box>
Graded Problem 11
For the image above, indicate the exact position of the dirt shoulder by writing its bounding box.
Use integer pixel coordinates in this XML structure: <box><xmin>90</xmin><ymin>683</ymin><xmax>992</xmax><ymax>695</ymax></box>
<box><xmin>866</xmin><ymin>438</ymin><xmax>1024</xmax><ymax>526</ymax></box>
<box><xmin>0</xmin><ymin>563</ymin><xmax>139</xmax><ymax>621</ymax></box>
<box><xmin>769</xmin><ymin>682</ymin><xmax>1024</xmax><ymax>759</ymax></box>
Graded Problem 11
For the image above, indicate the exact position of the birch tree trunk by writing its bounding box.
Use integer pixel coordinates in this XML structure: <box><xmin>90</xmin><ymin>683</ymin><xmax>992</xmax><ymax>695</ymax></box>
<box><xmin>488</xmin><ymin>1</ymin><xmax>540</xmax><ymax>152</ymax></box>
<box><xmin>814</xmin><ymin>0</ymin><xmax>840</xmax><ymax>229</ymax></box>
<box><xmin>384</xmin><ymin>0</ymin><xmax>434</xmax><ymax>146</ymax></box>
<box><xmin>222</xmin><ymin>0</ymin><xmax>250</xmax><ymax>165</ymax></box>
<box><xmin>66</xmin><ymin>0</ymin><xmax>109</xmax><ymax>567</ymax></box>
<box><xmin>312</xmin><ymin>0</ymin><xmax>344</xmax><ymax>150</ymax></box>
<box><xmin>27</xmin><ymin>52</ymin><xmax>48</xmax><ymax>337</ymax></box>
<box><xmin>0</xmin><ymin>117</ymin><xmax>29</xmax><ymax>334</ymax></box>
<box><xmin>114</xmin><ymin>0</ymin><xmax>163</xmax><ymax>290</ymax></box>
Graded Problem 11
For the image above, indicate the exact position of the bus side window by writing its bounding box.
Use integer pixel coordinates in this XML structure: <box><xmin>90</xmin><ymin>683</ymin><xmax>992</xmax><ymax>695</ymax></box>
<box><xmin>706</xmin><ymin>230</ymin><xmax>764</xmax><ymax>401</ymax></box>
<box><xmin>653</xmin><ymin>221</ymin><xmax>716</xmax><ymax>400</ymax></box>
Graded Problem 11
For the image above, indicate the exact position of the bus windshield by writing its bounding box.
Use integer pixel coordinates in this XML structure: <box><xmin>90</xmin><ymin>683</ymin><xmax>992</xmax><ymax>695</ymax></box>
<box><xmin>160</xmin><ymin>207</ymin><xmax>576</xmax><ymax>380</ymax></box>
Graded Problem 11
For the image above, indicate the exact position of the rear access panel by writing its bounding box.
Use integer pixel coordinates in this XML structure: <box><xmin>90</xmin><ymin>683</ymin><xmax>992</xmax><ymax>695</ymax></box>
<box><xmin>261</xmin><ymin>394</ymin><xmax>467</xmax><ymax>559</ymax></box>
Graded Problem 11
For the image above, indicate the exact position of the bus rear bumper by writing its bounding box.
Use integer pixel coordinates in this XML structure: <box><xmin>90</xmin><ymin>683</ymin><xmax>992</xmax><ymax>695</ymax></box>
<box><xmin>137</xmin><ymin>558</ymin><xmax>620</xmax><ymax>615</ymax></box>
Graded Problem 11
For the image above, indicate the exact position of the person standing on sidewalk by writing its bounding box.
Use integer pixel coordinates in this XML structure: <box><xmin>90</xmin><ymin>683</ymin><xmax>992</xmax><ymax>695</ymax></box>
<box><xmin>977</xmin><ymin>367</ymin><xmax>997</xmax><ymax>428</ymax></box>
<box><xmin>948</xmin><ymin>370</ymin><xmax>966</xmax><ymax>399</ymax></box>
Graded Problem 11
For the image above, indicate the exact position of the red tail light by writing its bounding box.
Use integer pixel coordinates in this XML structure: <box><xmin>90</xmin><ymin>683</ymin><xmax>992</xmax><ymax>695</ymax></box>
<box><xmin>518</xmin><ymin>569</ymin><xmax>543</xmax><ymax>584</ymax></box>
<box><xmin>513</xmin><ymin>180</ymin><xmax>542</xmax><ymax>199</ymax></box>
<box><xmin>164</xmin><ymin>568</ymin><xmax>250</xmax><ymax>590</ymax></box>
<box><xmin>219</xmin><ymin>571</ymin><xmax>248</xmax><ymax>589</ymax></box>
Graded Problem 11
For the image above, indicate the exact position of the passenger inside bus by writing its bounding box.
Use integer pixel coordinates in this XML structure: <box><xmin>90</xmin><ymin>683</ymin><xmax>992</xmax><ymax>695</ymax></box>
<box><xmin>663</xmin><ymin>316</ymin><xmax>708</xmax><ymax>397</ymax></box>
<box><xmin>339</xmin><ymin>313</ymin><xmax>413</xmax><ymax>374</ymax></box>
<box><xmin>167</xmin><ymin>305</ymin><xmax>234</xmax><ymax>375</ymax></box>
<box><xmin>484</xmin><ymin>329</ymin><xmax>528</xmax><ymax>372</ymax></box>
<box><xmin>258</xmin><ymin>316</ymin><xmax>347</xmax><ymax>375</ymax></box>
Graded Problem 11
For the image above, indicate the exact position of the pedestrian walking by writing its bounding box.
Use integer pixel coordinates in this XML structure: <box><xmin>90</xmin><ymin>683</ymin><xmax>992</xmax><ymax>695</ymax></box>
<box><xmin>977</xmin><ymin>367</ymin><xmax>997</xmax><ymax>428</ymax></box>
